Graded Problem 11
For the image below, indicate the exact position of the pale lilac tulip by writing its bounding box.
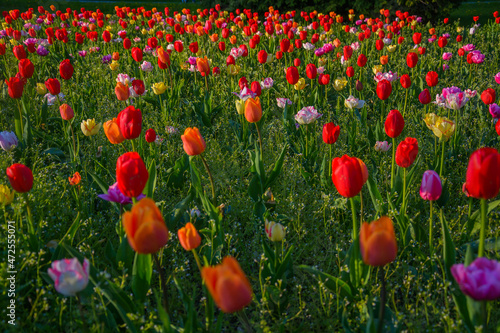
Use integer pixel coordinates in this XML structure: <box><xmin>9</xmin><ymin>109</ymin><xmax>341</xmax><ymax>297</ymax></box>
<box><xmin>0</xmin><ymin>131</ymin><xmax>18</xmax><ymax>152</ymax></box>
<box><xmin>48</xmin><ymin>258</ymin><xmax>90</xmax><ymax>297</ymax></box>
<box><xmin>374</xmin><ymin>141</ymin><xmax>391</xmax><ymax>152</ymax></box>
<box><xmin>452</xmin><ymin>257</ymin><xmax>500</xmax><ymax>301</ymax></box>
<box><xmin>344</xmin><ymin>96</ymin><xmax>365</xmax><ymax>109</ymax></box>
<box><xmin>276</xmin><ymin>98</ymin><xmax>292</xmax><ymax>108</ymax></box>
<box><xmin>140</xmin><ymin>61</ymin><xmax>153</xmax><ymax>72</ymax></box>
<box><xmin>260</xmin><ymin>77</ymin><xmax>274</xmax><ymax>89</ymax></box>
<box><xmin>295</xmin><ymin>106</ymin><xmax>322</xmax><ymax>124</ymax></box>
<box><xmin>419</xmin><ymin>170</ymin><xmax>442</xmax><ymax>201</ymax></box>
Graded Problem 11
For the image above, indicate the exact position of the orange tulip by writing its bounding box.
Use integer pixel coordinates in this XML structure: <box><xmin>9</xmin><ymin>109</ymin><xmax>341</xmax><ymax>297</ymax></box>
<box><xmin>380</xmin><ymin>55</ymin><xmax>388</xmax><ymax>65</ymax></box>
<box><xmin>360</xmin><ymin>216</ymin><xmax>397</xmax><ymax>267</ymax></box>
<box><xmin>115</xmin><ymin>82</ymin><xmax>129</xmax><ymax>101</ymax></box>
<box><xmin>244</xmin><ymin>97</ymin><xmax>262</xmax><ymax>123</ymax></box>
<box><xmin>196</xmin><ymin>56</ymin><xmax>210</xmax><ymax>77</ymax></box>
<box><xmin>229</xmin><ymin>35</ymin><xmax>237</xmax><ymax>45</ymax></box>
<box><xmin>103</xmin><ymin>118</ymin><xmax>125</xmax><ymax>144</ymax></box>
<box><xmin>112</xmin><ymin>52</ymin><xmax>120</xmax><ymax>60</ymax></box>
<box><xmin>210</xmin><ymin>33</ymin><xmax>219</xmax><ymax>42</ymax></box>
<box><xmin>181</xmin><ymin>127</ymin><xmax>206</xmax><ymax>156</ymax></box>
<box><xmin>202</xmin><ymin>256</ymin><xmax>252</xmax><ymax>313</ymax></box>
<box><xmin>196</xmin><ymin>26</ymin><xmax>205</xmax><ymax>36</ymax></box>
<box><xmin>178</xmin><ymin>222</ymin><xmax>201</xmax><ymax>251</ymax></box>
<box><xmin>157</xmin><ymin>46</ymin><xmax>170</xmax><ymax>64</ymax></box>
<box><xmin>122</xmin><ymin>198</ymin><xmax>169</xmax><ymax>254</ymax></box>
<box><xmin>68</xmin><ymin>172</ymin><xmax>81</xmax><ymax>186</ymax></box>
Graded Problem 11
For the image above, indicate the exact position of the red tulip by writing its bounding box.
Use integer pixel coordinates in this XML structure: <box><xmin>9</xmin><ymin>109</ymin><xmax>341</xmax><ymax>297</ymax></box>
<box><xmin>318</xmin><ymin>74</ymin><xmax>330</xmax><ymax>85</ymax></box>
<box><xmin>481</xmin><ymin>88</ymin><xmax>496</xmax><ymax>105</ymax></box>
<box><xmin>385</xmin><ymin>110</ymin><xmax>405</xmax><ymax>138</ymax></box>
<box><xmin>306</xmin><ymin>63</ymin><xmax>317</xmax><ymax>79</ymax></box>
<box><xmin>286</xmin><ymin>66</ymin><xmax>299</xmax><ymax>85</ymax></box>
<box><xmin>376</xmin><ymin>79</ymin><xmax>392</xmax><ymax>100</ymax></box>
<box><xmin>59</xmin><ymin>59</ymin><xmax>74</xmax><ymax>80</ymax></box>
<box><xmin>357</xmin><ymin>54</ymin><xmax>367</xmax><ymax>67</ymax></box>
<box><xmin>102</xmin><ymin>30</ymin><xmax>111</xmax><ymax>43</ymax></box>
<box><xmin>406</xmin><ymin>52</ymin><xmax>418</xmax><ymax>68</ymax></box>
<box><xmin>395</xmin><ymin>137</ymin><xmax>419</xmax><ymax>168</ymax></box>
<box><xmin>293</xmin><ymin>58</ymin><xmax>301</xmax><ymax>67</ymax></box>
<box><xmin>5</xmin><ymin>77</ymin><xmax>24</xmax><ymax>99</ymax></box>
<box><xmin>238</xmin><ymin>77</ymin><xmax>248</xmax><ymax>90</ymax></box>
<box><xmin>465</xmin><ymin>148</ymin><xmax>500</xmax><ymax>199</ymax></box>
<box><xmin>322</xmin><ymin>122</ymin><xmax>340</xmax><ymax>144</ymax></box>
<box><xmin>131</xmin><ymin>47</ymin><xmax>143</xmax><ymax>62</ymax></box>
<box><xmin>496</xmin><ymin>120</ymin><xmax>500</xmax><ymax>136</ymax></box>
<box><xmin>280</xmin><ymin>38</ymin><xmax>290</xmax><ymax>52</ymax></box>
<box><xmin>12</xmin><ymin>45</ymin><xmax>26</xmax><ymax>60</ymax></box>
<box><xmin>145</xmin><ymin>128</ymin><xmax>156</xmax><ymax>143</ymax></box>
<box><xmin>189</xmin><ymin>41</ymin><xmax>198</xmax><ymax>53</ymax></box>
<box><xmin>250</xmin><ymin>81</ymin><xmax>261</xmax><ymax>97</ymax></box>
<box><xmin>6</xmin><ymin>163</ymin><xmax>33</xmax><ymax>193</ymax></box>
<box><xmin>346</xmin><ymin>66</ymin><xmax>354</xmax><ymax>78</ymax></box>
<box><xmin>257</xmin><ymin>49</ymin><xmax>267</xmax><ymax>64</ymax></box>
<box><xmin>331</xmin><ymin>155</ymin><xmax>365</xmax><ymax>198</ymax></box>
<box><xmin>419</xmin><ymin>89</ymin><xmax>431</xmax><ymax>104</ymax></box>
<box><xmin>132</xmin><ymin>79</ymin><xmax>145</xmax><ymax>96</ymax></box>
<box><xmin>123</xmin><ymin>38</ymin><xmax>131</xmax><ymax>49</ymax></box>
<box><xmin>343</xmin><ymin>45</ymin><xmax>353</xmax><ymax>60</ymax></box>
<box><xmin>117</xmin><ymin>105</ymin><xmax>142</xmax><ymax>139</ymax></box>
<box><xmin>412</xmin><ymin>32</ymin><xmax>421</xmax><ymax>44</ymax></box>
<box><xmin>116</xmin><ymin>152</ymin><xmax>149</xmax><ymax>198</ymax></box>
<box><xmin>45</xmin><ymin>78</ymin><xmax>61</xmax><ymax>95</ymax></box>
<box><xmin>400</xmin><ymin>74</ymin><xmax>411</xmax><ymax>89</ymax></box>
<box><xmin>18</xmin><ymin>59</ymin><xmax>34</xmax><ymax>79</ymax></box>
<box><xmin>425</xmin><ymin>71</ymin><xmax>438</xmax><ymax>87</ymax></box>
<box><xmin>438</xmin><ymin>36</ymin><xmax>447</xmax><ymax>48</ymax></box>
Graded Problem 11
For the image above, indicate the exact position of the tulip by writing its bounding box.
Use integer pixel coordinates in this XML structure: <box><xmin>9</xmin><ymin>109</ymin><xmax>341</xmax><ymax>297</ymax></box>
<box><xmin>360</xmin><ymin>216</ymin><xmax>397</xmax><ymax>267</ymax></box>
<box><xmin>131</xmin><ymin>47</ymin><xmax>143</xmax><ymax>62</ymax></box>
<box><xmin>0</xmin><ymin>131</ymin><xmax>18</xmax><ymax>152</ymax></box>
<box><xmin>406</xmin><ymin>52</ymin><xmax>418</xmax><ymax>68</ymax></box>
<box><xmin>115</xmin><ymin>82</ymin><xmax>129</xmax><ymax>101</ymax></box>
<box><xmin>45</xmin><ymin>78</ymin><xmax>61</xmax><ymax>95</ymax></box>
<box><xmin>374</xmin><ymin>141</ymin><xmax>391</xmax><ymax>152</ymax></box>
<box><xmin>152</xmin><ymin>82</ymin><xmax>168</xmax><ymax>95</ymax></box>
<box><xmin>48</xmin><ymin>258</ymin><xmax>90</xmax><ymax>297</ymax></box>
<box><xmin>294</xmin><ymin>78</ymin><xmax>306</xmax><ymax>90</ymax></box>
<box><xmin>384</xmin><ymin>110</ymin><xmax>405</xmax><ymax>138</ymax></box>
<box><xmin>451</xmin><ymin>258</ymin><xmax>500</xmax><ymax>301</ymax></box>
<box><xmin>181</xmin><ymin>127</ymin><xmax>206</xmax><ymax>156</ymax></box>
<box><xmin>346</xmin><ymin>66</ymin><xmax>354</xmax><ymax>77</ymax></box>
<box><xmin>117</xmin><ymin>106</ymin><xmax>142</xmax><ymax>140</ymax></box>
<box><xmin>318</xmin><ymin>74</ymin><xmax>330</xmax><ymax>85</ymax></box>
<box><xmin>250</xmin><ymin>81</ymin><xmax>261</xmax><ymax>97</ymax></box>
<box><xmin>357</xmin><ymin>54</ymin><xmax>367</xmax><ymax>67</ymax></box>
<box><xmin>295</xmin><ymin>106</ymin><xmax>322</xmax><ymax>125</ymax></box>
<box><xmin>5</xmin><ymin>77</ymin><xmax>24</xmax><ymax>99</ymax></box>
<box><xmin>98</xmin><ymin>182</ymin><xmax>144</xmax><ymax>205</ymax></box>
<box><xmin>400</xmin><ymin>74</ymin><xmax>411</xmax><ymax>89</ymax></box>
<box><xmin>103</xmin><ymin>118</ymin><xmax>125</xmax><ymax>144</ymax></box>
<box><xmin>109</xmin><ymin>61</ymin><xmax>119</xmax><ymax>71</ymax></box>
<box><xmin>306</xmin><ymin>63</ymin><xmax>317</xmax><ymax>79</ymax></box>
<box><xmin>196</xmin><ymin>56</ymin><xmax>210</xmax><ymax>77</ymax></box>
<box><xmin>132</xmin><ymin>79</ymin><xmax>145</xmax><ymax>96</ymax></box>
<box><xmin>59</xmin><ymin>59</ymin><xmax>74</xmax><ymax>80</ymax></box>
<box><xmin>428</xmin><ymin>116</ymin><xmax>455</xmax><ymax>142</ymax></box>
<box><xmin>0</xmin><ymin>185</ymin><xmax>15</xmax><ymax>206</ymax></box>
<box><xmin>419</xmin><ymin>89</ymin><xmax>431</xmax><ymax>104</ymax></box>
<box><xmin>145</xmin><ymin>129</ymin><xmax>156</xmax><ymax>143</ymax></box>
<box><xmin>265</xmin><ymin>221</ymin><xmax>286</xmax><ymax>241</ymax></box>
<box><xmin>122</xmin><ymin>198</ymin><xmax>169</xmax><ymax>253</ymax></box>
<box><xmin>376</xmin><ymin>79</ymin><xmax>392</xmax><ymax>100</ymax></box>
<box><xmin>322</xmin><ymin>123</ymin><xmax>340</xmax><ymax>144</ymax></box>
<box><xmin>69</xmin><ymin>172</ymin><xmax>81</xmax><ymax>186</ymax></box>
<box><xmin>333</xmin><ymin>78</ymin><xmax>348</xmax><ymax>91</ymax></box>
<box><xmin>344</xmin><ymin>96</ymin><xmax>365</xmax><ymax>109</ymax></box>
<box><xmin>244</xmin><ymin>97</ymin><xmax>262</xmax><ymax>123</ymax></box>
<box><xmin>489</xmin><ymin>104</ymin><xmax>500</xmax><ymax>119</ymax></box>
<box><xmin>331</xmin><ymin>155</ymin><xmax>365</xmax><ymax>198</ymax></box>
<box><xmin>18</xmin><ymin>59</ymin><xmax>34</xmax><ymax>79</ymax></box>
<box><xmin>496</xmin><ymin>120</ymin><xmax>500</xmax><ymax>136</ymax></box>
<box><xmin>481</xmin><ymin>88</ymin><xmax>496</xmax><ymax>105</ymax></box>
<box><xmin>59</xmin><ymin>104</ymin><xmax>74</xmax><ymax>121</ymax></box>
<box><xmin>178</xmin><ymin>222</ymin><xmax>202</xmax><ymax>250</ymax></box>
<box><xmin>12</xmin><ymin>45</ymin><xmax>26</xmax><ymax>60</ymax></box>
<box><xmin>465</xmin><ymin>148</ymin><xmax>500</xmax><ymax>200</ymax></box>
<box><xmin>425</xmin><ymin>71</ymin><xmax>438</xmax><ymax>87</ymax></box>
<box><xmin>116</xmin><ymin>152</ymin><xmax>149</xmax><ymax>198</ymax></box>
<box><xmin>420</xmin><ymin>170</ymin><xmax>442</xmax><ymax>201</ymax></box>
<box><xmin>257</xmin><ymin>50</ymin><xmax>267</xmax><ymax>64</ymax></box>
<box><xmin>286</xmin><ymin>66</ymin><xmax>299</xmax><ymax>85</ymax></box>
<box><xmin>395</xmin><ymin>137</ymin><xmax>418</xmax><ymax>168</ymax></box>
<box><xmin>36</xmin><ymin>83</ymin><xmax>47</xmax><ymax>95</ymax></box>
<box><xmin>6</xmin><ymin>163</ymin><xmax>33</xmax><ymax>193</ymax></box>
<box><xmin>201</xmin><ymin>256</ymin><xmax>252</xmax><ymax>313</ymax></box>
<box><xmin>80</xmin><ymin>119</ymin><xmax>101</xmax><ymax>136</ymax></box>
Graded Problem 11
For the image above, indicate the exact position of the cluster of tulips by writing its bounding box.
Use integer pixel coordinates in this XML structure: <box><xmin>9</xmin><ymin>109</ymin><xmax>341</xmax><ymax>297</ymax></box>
<box><xmin>1</xmin><ymin>2</ymin><xmax>500</xmax><ymax>331</ymax></box>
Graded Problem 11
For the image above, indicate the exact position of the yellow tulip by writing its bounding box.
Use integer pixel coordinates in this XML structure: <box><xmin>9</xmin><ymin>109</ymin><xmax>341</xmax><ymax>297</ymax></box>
<box><xmin>81</xmin><ymin>119</ymin><xmax>102</xmax><ymax>136</ymax></box>
<box><xmin>152</xmin><ymin>82</ymin><xmax>168</xmax><ymax>95</ymax></box>
<box><xmin>109</xmin><ymin>61</ymin><xmax>119</xmax><ymax>71</ymax></box>
<box><xmin>36</xmin><ymin>83</ymin><xmax>47</xmax><ymax>95</ymax></box>
<box><xmin>0</xmin><ymin>185</ymin><xmax>14</xmax><ymax>206</ymax></box>
<box><xmin>387</xmin><ymin>45</ymin><xmax>397</xmax><ymax>53</ymax></box>
<box><xmin>235</xmin><ymin>99</ymin><xmax>244</xmax><ymax>115</ymax></box>
<box><xmin>294</xmin><ymin>78</ymin><xmax>306</xmax><ymax>90</ymax></box>
<box><xmin>425</xmin><ymin>115</ymin><xmax>455</xmax><ymax>142</ymax></box>
<box><xmin>227</xmin><ymin>64</ymin><xmax>241</xmax><ymax>75</ymax></box>
<box><xmin>372</xmin><ymin>65</ymin><xmax>383</xmax><ymax>74</ymax></box>
<box><xmin>333</xmin><ymin>78</ymin><xmax>348</xmax><ymax>91</ymax></box>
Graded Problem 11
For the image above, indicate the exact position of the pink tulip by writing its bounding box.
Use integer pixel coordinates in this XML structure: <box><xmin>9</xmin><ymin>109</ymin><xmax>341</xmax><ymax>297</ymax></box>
<box><xmin>48</xmin><ymin>258</ymin><xmax>90</xmax><ymax>297</ymax></box>
<box><xmin>451</xmin><ymin>257</ymin><xmax>500</xmax><ymax>301</ymax></box>
<box><xmin>495</xmin><ymin>72</ymin><xmax>500</xmax><ymax>85</ymax></box>
<box><xmin>419</xmin><ymin>170</ymin><xmax>442</xmax><ymax>201</ymax></box>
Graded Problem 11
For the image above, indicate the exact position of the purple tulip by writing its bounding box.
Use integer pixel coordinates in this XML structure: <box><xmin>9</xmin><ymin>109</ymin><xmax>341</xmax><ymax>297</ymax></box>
<box><xmin>451</xmin><ymin>257</ymin><xmax>500</xmax><ymax>301</ymax></box>
<box><xmin>420</xmin><ymin>170</ymin><xmax>442</xmax><ymax>201</ymax></box>
<box><xmin>98</xmin><ymin>182</ymin><xmax>145</xmax><ymax>205</ymax></box>
<box><xmin>489</xmin><ymin>103</ymin><xmax>500</xmax><ymax>118</ymax></box>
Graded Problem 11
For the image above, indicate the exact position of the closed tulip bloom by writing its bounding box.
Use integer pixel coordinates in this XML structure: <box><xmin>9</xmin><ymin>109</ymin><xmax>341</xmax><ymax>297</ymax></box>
<box><xmin>116</xmin><ymin>152</ymin><xmax>149</xmax><ymax>198</ymax></box>
<box><xmin>0</xmin><ymin>131</ymin><xmax>18</xmax><ymax>152</ymax></box>
<box><xmin>81</xmin><ymin>119</ymin><xmax>102</xmax><ymax>136</ymax></box>
<box><xmin>0</xmin><ymin>185</ymin><xmax>15</xmax><ymax>206</ymax></box>
<box><xmin>122</xmin><ymin>198</ymin><xmax>168</xmax><ymax>254</ymax></box>
<box><xmin>157</xmin><ymin>47</ymin><xmax>170</xmax><ymax>67</ymax></box>
<box><xmin>13</xmin><ymin>45</ymin><xmax>26</xmax><ymax>60</ymax></box>
<box><xmin>438</xmin><ymin>36</ymin><xmax>447</xmax><ymax>48</ymax></box>
<box><xmin>357</xmin><ymin>54</ymin><xmax>367</xmax><ymax>67</ymax></box>
<box><xmin>45</xmin><ymin>78</ymin><xmax>61</xmax><ymax>95</ymax></box>
<box><xmin>332</xmin><ymin>155</ymin><xmax>365</xmax><ymax>198</ymax></box>
<box><xmin>145</xmin><ymin>129</ymin><xmax>156</xmax><ymax>143</ymax></box>
<box><xmin>429</xmin><ymin>116</ymin><xmax>455</xmax><ymax>141</ymax></box>
<box><xmin>420</xmin><ymin>170</ymin><xmax>442</xmax><ymax>201</ymax></box>
<box><xmin>322</xmin><ymin>123</ymin><xmax>340</xmax><ymax>144</ymax></box>
<box><xmin>451</xmin><ymin>258</ymin><xmax>500</xmax><ymax>301</ymax></box>
<box><xmin>412</xmin><ymin>32</ymin><xmax>422</xmax><ymax>44</ymax></box>
<box><xmin>196</xmin><ymin>56</ymin><xmax>210</xmax><ymax>76</ymax></box>
<box><xmin>36</xmin><ymin>82</ymin><xmax>47</xmax><ymax>95</ymax></box>
<box><xmin>360</xmin><ymin>216</ymin><xmax>397</xmax><ymax>267</ymax></box>
<box><xmin>465</xmin><ymin>147</ymin><xmax>500</xmax><ymax>199</ymax></box>
<box><xmin>6</xmin><ymin>163</ymin><xmax>33</xmax><ymax>193</ymax></box>
<box><xmin>18</xmin><ymin>59</ymin><xmax>34</xmax><ymax>79</ymax></box>
<box><xmin>202</xmin><ymin>256</ymin><xmax>252</xmax><ymax>313</ymax></box>
<box><xmin>496</xmin><ymin>120</ymin><xmax>500</xmax><ymax>136</ymax></box>
<box><xmin>318</xmin><ymin>74</ymin><xmax>330</xmax><ymax>85</ymax></box>
<box><xmin>346</xmin><ymin>66</ymin><xmax>354</xmax><ymax>78</ymax></box>
<box><xmin>235</xmin><ymin>99</ymin><xmax>244</xmax><ymax>115</ymax></box>
<box><xmin>419</xmin><ymin>89</ymin><xmax>431</xmax><ymax>104</ymax></box>
<box><xmin>265</xmin><ymin>221</ymin><xmax>286</xmax><ymax>241</ymax></box>
<box><xmin>257</xmin><ymin>50</ymin><xmax>267</xmax><ymax>64</ymax></box>
<box><xmin>244</xmin><ymin>97</ymin><xmax>262</xmax><ymax>123</ymax></box>
<box><xmin>286</xmin><ymin>66</ymin><xmax>299</xmax><ymax>85</ymax></box>
<box><xmin>182</xmin><ymin>127</ymin><xmax>206</xmax><ymax>156</ymax></box>
<box><xmin>131</xmin><ymin>47</ymin><xmax>143</xmax><ymax>62</ymax></box>
<box><xmin>396</xmin><ymin>137</ymin><xmax>419</xmax><ymax>168</ymax></box>
<box><xmin>306</xmin><ymin>63</ymin><xmax>317</xmax><ymax>79</ymax></box>
<box><xmin>59</xmin><ymin>104</ymin><xmax>74</xmax><ymax>120</ymax></box>
<box><xmin>384</xmin><ymin>110</ymin><xmax>405</xmax><ymax>138</ymax></box>
<box><xmin>48</xmin><ymin>258</ymin><xmax>90</xmax><ymax>297</ymax></box>
<box><xmin>425</xmin><ymin>71</ymin><xmax>438</xmax><ymax>87</ymax></box>
<box><xmin>406</xmin><ymin>52</ymin><xmax>418</xmax><ymax>68</ymax></box>
<box><xmin>5</xmin><ymin>77</ymin><xmax>24</xmax><ymax>99</ymax></box>
<box><xmin>178</xmin><ymin>222</ymin><xmax>202</xmax><ymax>250</ymax></box>
<box><xmin>250</xmin><ymin>81</ymin><xmax>261</xmax><ymax>97</ymax></box>
<box><xmin>481</xmin><ymin>88</ymin><xmax>496</xmax><ymax>105</ymax></box>
<box><xmin>115</xmin><ymin>82</ymin><xmax>129</xmax><ymax>100</ymax></box>
<box><xmin>103</xmin><ymin>118</ymin><xmax>125</xmax><ymax>144</ymax></box>
<box><xmin>400</xmin><ymin>74</ymin><xmax>411</xmax><ymax>89</ymax></box>
<box><xmin>59</xmin><ymin>59</ymin><xmax>74</xmax><ymax>80</ymax></box>
<box><xmin>132</xmin><ymin>79</ymin><xmax>145</xmax><ymax>96</ymax></box>
<box><xmin>376</xmin><ymin>79</ymin><xmax>392</xmax><ymax>100</ymax></box>
<box><xmin>152</xmin><ymin>82</ymin><xmax>168</xmax><ymax>95</ymax></box>
<box><xmin>117</xmin><ymin>106</ymin><xmax>142</xmax><ymax>139</ymax></box>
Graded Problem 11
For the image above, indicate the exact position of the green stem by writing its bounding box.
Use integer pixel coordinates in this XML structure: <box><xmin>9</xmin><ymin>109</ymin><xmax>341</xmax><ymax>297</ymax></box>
<box><xmin>192</xmin><ymin>249</ymin><xmax>202</xmax><ymax>272</ymax></box>
<box><xmin>255</xmin><ymin>122</ymin><xmax>263</xmax><ymax>158</ymax></box>
<box><xmin>439</xmin><ymin>140</ymin><xmax>445</xmax><ymax>178</ymax></box>
<box><xmin>349</xmin><ymin>197</ymin><xmax>359</xmax><ymax>247</ymax></box>
<box><xmin>200</xmin><ymin>154</ymin><xmax>216</xmax><ymax>203</ymax></box>
<box><xmin>402</xmin><ymin>168</ymin><xmax>407</xmax><ymax>216</ymax></box>
<box><xmin>481</xmin><ymin>301</ymin><xmax>488</xmax><ymax>332</ymax></box>
<box><xmin>390</xmin><ymin>137</ymin><xmax>395</xmax><ymax>191</ymax></box>
<box><xmin>153</xmin><ymin>253</ymin><xmax>170</xmax><ymax>315</ymax></box>
<box><xmin>377</xmin><ymin>266</ymin><xmax>386</xmax><ymax>333</ymax></box>
<box><xmin>429</xmin><ymin>201</ymin><xmax>434</xmax><ymax>257</ymax></box>
<box><xmin>237</xmin><ymin>310</ymin><xmax>254</xmax><ymax>333</ymax></box>
<box><xmin>403</xmin><ymin>88</ymin><xmax>408</xmax><ymax>117</ymax></box>
<box><xmin>478</xmin><ymin>198</ymin><xmax>487</xmax><ymax>257</ymax></box>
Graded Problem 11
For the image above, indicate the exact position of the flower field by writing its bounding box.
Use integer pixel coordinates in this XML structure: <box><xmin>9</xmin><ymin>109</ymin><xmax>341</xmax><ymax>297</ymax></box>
<box><xmin>1</xmin><ymin>3</ymin><xmax>500</xmax><ymax>332</ymax></box>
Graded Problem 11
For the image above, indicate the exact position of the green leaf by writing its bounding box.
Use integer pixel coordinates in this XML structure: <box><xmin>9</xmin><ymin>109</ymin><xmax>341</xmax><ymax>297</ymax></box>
<box><xmin>264</xmin><ymin>144</ymin><xmax>287</xmax><ymax>188</ymax></box>
<box><xmin>60</xmin><ymin>212</ymin><xmax>80</xmax><ymax>246</ymax></box>
<box><xmin>189</xmin><ymin>156</ymin><xmax>203</xmax><ymax>196</ymax></box>
<box><xmin>299</xmin><ymin>265</ymin><xmax>353</xmax><ymax>300</ymax></box>
<box><xmin>132</xmin><ymin>253</ymin><xmax>153</xmax><ymax>302</ymax></box>
<box><xmin>440</xmin><ymin>209</ymin><xmax>455</xmax><ymax>279</ymax></box>
<box><xmin>168</xmin><ymin>189</ymin><xmax>194</xmax><ymax>230</ymax></box>
<box><xmin>366</xmin><ymin>174</ymin><xmax>384</xmax><ymax>216</ymax></box>
<box><xmin>144</xmin><ymin>159</ymin><xmax>157</xmax><ymax>199</ymax></box>
<box><xmin>248</xmin><ymin>174</ymin><xmax>262</xmax><ymax>202</ymax></box>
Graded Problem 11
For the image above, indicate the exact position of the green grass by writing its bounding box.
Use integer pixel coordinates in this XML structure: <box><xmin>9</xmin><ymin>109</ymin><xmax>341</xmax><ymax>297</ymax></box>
<box><xmin>449</xmin><ymin>1</ymin><xmax>500</xmax><ymax>26</ymax></box>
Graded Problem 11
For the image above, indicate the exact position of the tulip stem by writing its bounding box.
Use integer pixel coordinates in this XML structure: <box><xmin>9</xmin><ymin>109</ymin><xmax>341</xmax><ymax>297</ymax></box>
<box><xmin>237</xmin><ymin>310</ymin><xmax>254</xmax><ymax>333</ymax></box>
<box><xmin>153</xmin><ymin>253</ymin><xmax>170</xmax><ymax>315</ymax></box>
<box><xmin>377</xmin><ymin>266</ymin><xmax>386</xmax><ymax>333</ymax></box>
<box><xmin>429</xmin><ymin>201</ymin><xmax>433</xmax><ymax>257</ymax></box>
<box><xmin>481</xmin><ymin>301</ymin><xmax>488</xmax><ymax>332</ymax></box>
<box><xmin>403</xmin><ymin>88</ymin><xmax>408</xmax><ymax>118</ymax></box>
<box><xmin>76</xmin><ymin>295</ymin><xmax>89</xmax><ymax>333</ymax></box>
<box><xmin>439</xmin><ymin>140</ymin><xmax>445</xmax><ymax>178</ymax></box>
<box><xmin>402</xmin><ymin>168</ymin><xmax>407</xmax><ymax>216</ymax></box>
<box><xmin>349</xmin><ymin>197</ymin><xmax>359</xmax><ymax>281</ymax></box>
<box><xmin>16</xmin><ymin>99</ymin><xmax>24</xmax><ymax>143</ymax></box>
<box><xmin>192</xmin><ymin>249</ymin><xmax>202</xmax><ymax>272</ymax></box>
<box><xmin>255</xmin><ymin>122</ymin><xmax>263</xmax><ymax>158</ymax></box>
<box><xmin>390</xmin><ymin>137</ymin><xmax>395</xmax><ymax>191</ymax></box>
<box><xmin>200</xmin><ymin>154</ymin><xmax>216</xmax><ymax>203</ymax></box>
<box><xmin>478</xmin><ymin>198</ymin><xmax>487</xmax><ymax>258</ymax></box>
<box><xmin>22</xmin><ymin>192</ymin><xmax>34</xmax><ymax>235</ymax></box>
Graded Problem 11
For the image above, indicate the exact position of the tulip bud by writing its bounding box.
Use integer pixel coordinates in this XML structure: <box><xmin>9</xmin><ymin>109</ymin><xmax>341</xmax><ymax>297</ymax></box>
<box><xmin>265</xmin><ymin>220</ymin><xmax>286</xmax><ymax>241</ymax></box>
<box><xmin>420</xmin><ymin>170</ymin><xmax>442</xmax><ymax>201</ymax></box>
<box><xmin>244</xmin><ymin>97</ymin><xmax>262</xmax><ymax>123</ymax></box>
<box><xmin>355</xmin><ymin>80</ymin><xmax>363</xmax><ymax>91</ymax></box>
<box><xmin>178</xmin><ymin>222</ymin><xmax>202</xmax><ymax>250</ymax></box>
<box><xmin>145</xmin><ymin>128</ymin><xmax>156</xmax><ymax>143</ymax></box>
<box><xmin>59</xmin><ymin>104</ymin><xmax>74</xmax><ymax>120</ymax></box>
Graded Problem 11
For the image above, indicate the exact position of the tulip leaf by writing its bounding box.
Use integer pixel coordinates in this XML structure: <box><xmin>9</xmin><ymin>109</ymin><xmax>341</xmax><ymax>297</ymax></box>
<box><xmin>264</xmin><ymin>144</ymin><xmax>287</xmax><ymax>189</ymax></box>
<box><xmin>144</xmin><ymin>159</ymin><xmax>157</xmax><ymax>199</ymax></box>
<box><xmin>464</xmin><ymin>199</ymin><xmax>500</xmax><ymax>237</ymax></box>
<box><xmin>189</xmin><ymin>156</ymin><xmax>204</xmax><ymax>196</ymax></box>
<box><xmin>165</xmin><ymin>155</ymin><xmax>189</xmax><ymax>189</ymax></box>
<box><xmin>60</xmin><ymin>212</ymin><xmax>80</xmax><ymax>246</ymax></box>
<box><xmin>132</xmin><ymin>253</ymin><xmax>152</xmax><ymax>302</ymax></box>
<box><xmin>168</xmin><ymin>189</ymin><xmax>195</xmax><ymax>230</ymax></box>
<box><xmin>439</xmin><ymin>209</ymin><xmax>455</xmax><ymax>280</ymax></box>
<box><xmin>366</xmin><ymin>174</ymin><xmax>385</xmax><ymax>216</ymax></box>
<box><xmin>299</xmin><ymin>265</ymin><xmax>353</xmax><ymax>300</ymax></box>
<box><xmin>117</xmin><ymin>235</ymin><xmax>135</xmax><ymax>274</ymax></box>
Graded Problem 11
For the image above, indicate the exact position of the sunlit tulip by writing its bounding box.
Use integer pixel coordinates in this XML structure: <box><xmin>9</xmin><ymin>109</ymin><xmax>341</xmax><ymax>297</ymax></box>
<box><xmin>152</xmin><ymin>82</ymin><xmax>168</xmax><ymax>95</ymax></box>
<box><xmin>0</xmin><ymin>185</ymin><xmax>15</xmax><ymax>206</ymax></box>
<box><xmin>117</xmin><ymin>106</ymin><xmax>142</xmax><ymax>139</ymax></box>
<box><xmin>333</xmin><ymin>78</ymin><xmax>348</xmax><ymax>91</ymax></box>
<box><xmin>395</xmin><ymin>137</ymin><xmax>418</xmax><ymax>168</ymax></box>
<box><xmin>265</xmin><ymin>221</ymin><xmax>286</xmax><ymax>241</ymax></box>
<box><xmin>360</xmin><ymin>216</ymin><xmax>397</xmax><ymax>267</ymax></box>
<box><xmin>59</xmin><ymin>104</ymin><xmax>74</xmax><ymax>121</ymax></box>
<box><xmin>178</xmin><ymin>222</ymin><xmax>202</xmax><ymax>250</ymax></box>
<box><xmin>294</xmin><ymin>78</ymin><xmax>306</xmax><ymax>90</ymax></box>
<box><xmin>181</xmin><ymin>127</ymin><xmax>206</xmax><ymax>156</ymax></box>
<box><xmin>295</xmin><ymin>106</ymin><xmax>322</xmax><ymax>124</ymax></box>
<box><xmin>465</xmin><ymin>148</ymin><xmax>500</xmax><ymax>200</ymax></box>
<box><xmin>420</xmin><ymin>170</ymin><xmax>442</xmax><ymax>201</ymax></box>
<box><xmin>81</xmin><ymin>119</ymin><xmax>102</xmax><ymax>136</ymax></box>
<box><xmin>103</xmin><ymin>118</ymin><xmax>125</xmax><ymax>144</ymax></box>
<box><xmin>331</xmin><ymin>155</ymin><xmax>365</xmax><ymax>198</ymax></box>
<box><xmin>244</xmin><ymin>97</ymin><xmax>262</xmax><ymax>123</ymax></box>
<box><xmin>452</xmin><ymin>258</ymin><xmax>500</xmax><ymax>301</ymax></box>
<box><xmin>6</xmin><ymin>163</ymin><xmax>33</xmax><ymax>193</ymax></box>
